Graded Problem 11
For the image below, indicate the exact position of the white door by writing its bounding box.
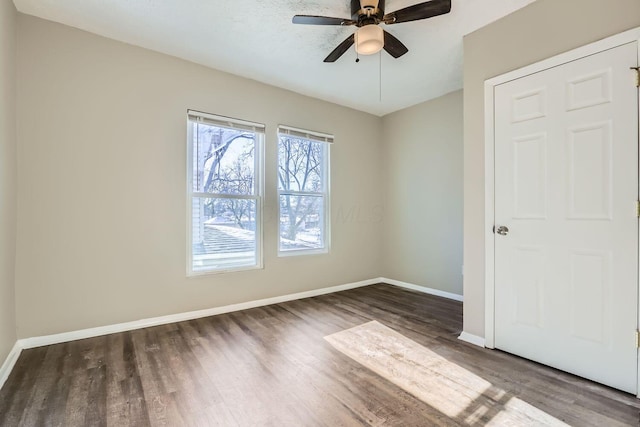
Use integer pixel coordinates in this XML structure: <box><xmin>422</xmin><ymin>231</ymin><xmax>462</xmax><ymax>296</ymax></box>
<box><xmin>494</xmin><ymin>42</ymin><xmax>639</xmax><ymax>394</ymax></box>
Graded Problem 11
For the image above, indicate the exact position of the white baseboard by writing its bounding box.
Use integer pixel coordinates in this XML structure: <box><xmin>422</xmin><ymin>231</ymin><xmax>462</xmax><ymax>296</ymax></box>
<box><xmin>380</xmin><ymin>277</ymin><xmax>463</xmax><ymax>302</ymax></box>
<box><xmin>19</xmin><ymin>278</ymin><xmax>380</xmax><ymax>350</ymax></box>
<box><xmin>4</xmin><ymin>277</ymin><xmax>465</xmax><ymax>389</ymax></box>
<box><xmin>458</xmin><ymin>331</ymin><xmax>486</xmax><ymax>348</ymax></box>
<box><xmin>0</xmin><ymin>341</ymin><xmax>22</xmax><ymax>391</ymax></box>
<box><xmin>378</xmin><ymin>278</ymin><xmax>478</xmax><ymax>347</ymax></box>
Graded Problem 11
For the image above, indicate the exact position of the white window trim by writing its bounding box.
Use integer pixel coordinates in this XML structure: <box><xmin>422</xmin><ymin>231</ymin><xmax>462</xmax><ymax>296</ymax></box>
<box><xmin>277</xmin><ymin>127</ymin><xmax>331</xmax><ymax>257</ymax></box>
<box><xmin>186</xmin><ymin>110</ymin><xmax>265</xmax><ymax>276</ymax></box>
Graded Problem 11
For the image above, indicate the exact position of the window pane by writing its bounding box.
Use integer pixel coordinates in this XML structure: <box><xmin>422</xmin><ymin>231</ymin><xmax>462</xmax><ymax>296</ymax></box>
<box><xmin>279</xmin><ymin>195</ymin><xmax>324</xmax><ymax>251</ymax></box>
<box><xmin>192</xmin><ymin>197</ymin><xmax>257</xmax><ymax>271</ymax></box>
<box><xmin>192</xmin><ymin>123</ymin><xmax>256</xmax><ymax>195</ymax></box>
<box><xmin>278</xmin><ymin>136</ymin><xmax>325</xmax><ymax>192</ymax></box>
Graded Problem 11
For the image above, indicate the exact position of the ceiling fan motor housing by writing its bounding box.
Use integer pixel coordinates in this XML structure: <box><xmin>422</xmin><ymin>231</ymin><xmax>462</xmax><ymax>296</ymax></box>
<box><xmin>351</xmin><ymin>0</ymin><xmax>385</xmax><ymax>21</ymax></box>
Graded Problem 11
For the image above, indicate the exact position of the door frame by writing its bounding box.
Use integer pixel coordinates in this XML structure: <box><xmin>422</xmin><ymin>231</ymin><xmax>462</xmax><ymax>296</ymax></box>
<box><xmin>483</xmin><ymin>27</ymin><xmax>640</xmax><ymax>396</ymax></box>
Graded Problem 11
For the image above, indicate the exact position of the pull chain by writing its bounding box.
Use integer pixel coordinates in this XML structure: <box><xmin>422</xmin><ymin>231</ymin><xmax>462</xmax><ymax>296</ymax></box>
<box><xmin>379</xmin><ymin>51</ymin><xmax>382</xmax><ymax>101</ymax></box>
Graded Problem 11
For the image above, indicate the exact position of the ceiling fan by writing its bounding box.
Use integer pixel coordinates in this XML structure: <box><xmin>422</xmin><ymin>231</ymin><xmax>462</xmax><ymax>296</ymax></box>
<box><xmin>292</xmin><ymin>0</ymin><xmax>451</xmax><ymax>62</ymax></box>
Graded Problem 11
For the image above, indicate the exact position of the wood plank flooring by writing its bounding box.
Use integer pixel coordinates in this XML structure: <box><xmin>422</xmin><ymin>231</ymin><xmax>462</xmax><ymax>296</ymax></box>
<box><xmin>1</xmin><ymin>284</ymin><xmax>639</xmax><ymax>426</ymax></box>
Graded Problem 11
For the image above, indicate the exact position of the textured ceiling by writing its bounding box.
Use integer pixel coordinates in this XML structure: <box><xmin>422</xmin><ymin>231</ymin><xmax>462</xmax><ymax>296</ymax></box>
<box><xmin>13</xmin><ymin>0</ymin><xmax>536</xmax><ymax>116</ymax></box>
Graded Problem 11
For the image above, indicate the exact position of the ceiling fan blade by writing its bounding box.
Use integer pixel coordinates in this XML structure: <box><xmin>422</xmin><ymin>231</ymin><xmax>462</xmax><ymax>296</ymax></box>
<box><xmin>383</xmin><ymin>0</ymin><xmax>451</xmax><ymax>24</ymax></box>
<box><xmin>324</xmin><ymin>34</ymin><xmax>355</xmax><ymax>62</ymax></box>
<box><xmin>293</xmin><ymin>15</ymin><xmax>356</xmax><ymax>26</ymax></box>
<box><xmin>383</xmin><ymin>31</ymin><xmax>408</xmax><ymax>58</ymax></box>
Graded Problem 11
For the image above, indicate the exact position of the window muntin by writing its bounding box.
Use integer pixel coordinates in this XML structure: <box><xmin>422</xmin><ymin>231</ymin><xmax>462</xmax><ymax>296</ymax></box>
<box><xmin>188</xmin><ymin>111</ymin><xmax>264</xmax><ymax>274</ymax></box>
<box><xmin>278</xmin><ymin>127</ymin><xmax>331</xmax><ymax>255</ymax></box>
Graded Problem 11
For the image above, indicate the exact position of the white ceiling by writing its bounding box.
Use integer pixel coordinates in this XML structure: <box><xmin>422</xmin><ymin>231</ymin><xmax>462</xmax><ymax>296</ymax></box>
<box><xmin>13</xmin><ymin>0</ymin><xmax>536</xmax><ymax>116</ymax></box>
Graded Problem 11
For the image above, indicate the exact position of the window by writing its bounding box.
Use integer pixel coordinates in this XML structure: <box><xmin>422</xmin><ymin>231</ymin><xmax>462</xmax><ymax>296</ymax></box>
<box><xmin>187</xmin><ymin>111</ymin><xmax>264</xmax><ymax>274</ymax></box>
<box><xmin>277</xmin><ymin>126</ymin><xmax>331</xmax><ymax>255</ymax></box>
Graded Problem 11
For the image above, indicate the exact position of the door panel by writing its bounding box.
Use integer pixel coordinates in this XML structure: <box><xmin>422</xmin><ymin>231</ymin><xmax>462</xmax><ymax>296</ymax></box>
<box><xmin>494</xmin><ymin>42</ymin><xmax>638</xmax><ymax>394</ymax></box>
<box><xmin>511</xmin><ymin>246</ymin><xmax>545</xmax><ymax>328</ymax></box>
<box><xmin>569</xmin><ymin>250</ymin><xmax>609</xmax><ymax>344</ymax></box>
<box><xmin>566</xmin><ymin>121</ymin><xmax>612</xmax><ymax>219</ymax></box>
<box><xmin>513</xmin><ymin>133</ymin><xmax>547</xmax><ymax>219</ymax></box>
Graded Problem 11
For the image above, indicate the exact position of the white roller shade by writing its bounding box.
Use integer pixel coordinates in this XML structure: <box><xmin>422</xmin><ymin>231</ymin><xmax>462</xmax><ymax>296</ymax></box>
<box><xmin>188</xmin><ymin>110</ymin><xmax>265</xmax><ymax>133</ymax></box>
<box><xmin>278</xmin><ymin>125</ymin><xmax>334</xmax><ymax>143</ymax></box>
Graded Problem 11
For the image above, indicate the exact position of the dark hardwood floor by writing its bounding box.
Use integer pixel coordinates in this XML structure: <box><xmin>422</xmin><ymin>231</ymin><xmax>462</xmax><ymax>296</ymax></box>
<box><xmin>1</xmin><ymin>284</ymin><xmax>639</xmax><ymax>426</ymax></box>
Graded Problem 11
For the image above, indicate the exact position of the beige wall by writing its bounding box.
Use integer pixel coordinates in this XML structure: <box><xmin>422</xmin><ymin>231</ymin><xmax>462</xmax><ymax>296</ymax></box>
<box><xmin>0</xmin><ymin>0</ymin><xmax>17</xmax><ymax>363</ymax></box>
<box><xmin>15</xmin><ymin>15</ymin><xmax>384</xmax><ymax>338</ymax></box>
<box><xmin>382</xmin><ymin>90</ymin><xmax>463</xmax><ymax>295</ymax></box>
<box><xmin>463</xmin><ymin>0</ymin><xmax>640</xmax><ymax>337</ymax></box>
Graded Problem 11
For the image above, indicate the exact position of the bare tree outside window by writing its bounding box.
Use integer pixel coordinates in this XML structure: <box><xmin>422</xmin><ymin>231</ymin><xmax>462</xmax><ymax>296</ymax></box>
<box><xmin>188</xmin><ymin>113</ymin><xmax>263</xmax><ymax>274</ymax></box>
<box><xmin>196</xmin><ymin>125</ymin><xmax>255</xmax><ymax>229</ymax></box>
<box><xmin>278</xmin><ymin>130</ymin><xmax>330</xmax><ymax>253</ymax></box>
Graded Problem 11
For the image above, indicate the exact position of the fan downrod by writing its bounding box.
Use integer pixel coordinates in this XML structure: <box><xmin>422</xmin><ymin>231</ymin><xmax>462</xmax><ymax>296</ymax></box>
<box><xmin>351</xmin><ymin>0</ymin><xmax>385</xmax><ymax>21</ymax></box>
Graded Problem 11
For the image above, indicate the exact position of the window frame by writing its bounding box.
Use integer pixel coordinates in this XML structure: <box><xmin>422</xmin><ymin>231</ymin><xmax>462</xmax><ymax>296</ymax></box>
<box><xmin>277</xmin><ymin>125</ymin><xmax>331</xmax><ymax>257</ymax></box>
<box><xmin>186</xmin><ymin>110</ymin><xmax>265</xmax><ymax>276</ymax></box>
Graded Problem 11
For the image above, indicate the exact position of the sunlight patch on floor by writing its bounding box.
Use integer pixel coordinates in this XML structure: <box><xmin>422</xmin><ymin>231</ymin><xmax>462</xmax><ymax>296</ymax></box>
<box><xmin>324</xmin><ymin>321</ymin><xmax>568</xmax><ymax>426</ymax></box>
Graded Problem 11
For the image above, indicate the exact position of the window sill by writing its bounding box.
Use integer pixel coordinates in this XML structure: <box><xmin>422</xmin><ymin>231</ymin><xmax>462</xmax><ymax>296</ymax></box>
<box><xmin>277</xmin><ymin>248</ymin><xmax>329</xmax><ymax>258</ymax></box>
<box><xmin>187</xmin><ymin>264</ymin><xmax>264</xmax><ymax>277</ymax></box>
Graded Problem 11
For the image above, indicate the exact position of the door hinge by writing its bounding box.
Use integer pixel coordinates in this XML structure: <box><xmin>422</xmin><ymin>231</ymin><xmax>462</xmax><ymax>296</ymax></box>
<box><xmin>632</xmin><ymin>67</ymin><xmax>640</xmax><ymax>88</ymax></box>
<box><xmin>636</xmin><ymin>200</ymin><xmax>640</xmax><ymax>217</ymax></box>
<box><xmin>636</xmin><ymin>330</ymin><xmax>640</xmax><ymax>348</ymax></box>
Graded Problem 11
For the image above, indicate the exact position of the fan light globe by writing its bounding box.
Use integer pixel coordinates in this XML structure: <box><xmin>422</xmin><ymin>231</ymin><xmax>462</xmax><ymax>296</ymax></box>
<box><xmin>355</xmin><ymin>25</ymin><xmax>384</xmax><ymax>55</ymax></box>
